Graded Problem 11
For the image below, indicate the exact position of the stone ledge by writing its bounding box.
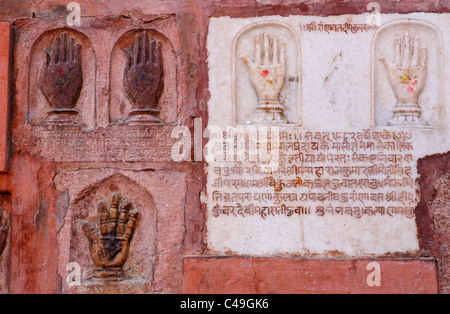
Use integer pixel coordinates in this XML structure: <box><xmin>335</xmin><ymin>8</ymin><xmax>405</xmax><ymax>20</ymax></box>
<box><xmin>182</xmin><ymin>257</ymin><xmax>439</xmax><ymax>294</ymax></box>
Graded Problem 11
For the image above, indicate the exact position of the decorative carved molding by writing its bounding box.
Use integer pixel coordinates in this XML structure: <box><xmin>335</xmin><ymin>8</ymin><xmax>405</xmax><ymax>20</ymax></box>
<box><xmin>39</xmin><ymin>32</ymin><xmax>83</xmax><ymax>124</ymax></box>
<box><xmin>123</xmin><ymin>32</ymin><xmax>164</xmax><ymax>124</ymax></box>
<box><xmin>82</xmin><ymin>192</ymin><xmax>140</xmax><ymax>280</ymax></box>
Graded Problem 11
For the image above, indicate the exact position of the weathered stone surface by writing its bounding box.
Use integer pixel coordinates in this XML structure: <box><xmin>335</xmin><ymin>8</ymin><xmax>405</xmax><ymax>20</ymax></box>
<box><xmin>0</xmin><ymin>195</ymin><xmax>11</xmax><ymax>294</ymax></box>
<box><xmin>183</xmin><ymin>257</ymin><xmax>438</xmax><ymax>294</ymax></box>
<box><xmin>8</xmin><ymin>155</ymin><xmax>61</xmax><ymax>294</ymax></box>
<box><xmin>8</xmin><ymin>13</ymin><xmax>206</xmax><ymax>294</ymax></box>
<box><xmin>416</xmin><ymin>152</ymin><xmax>450</xmax><ymax>294</ymax></box>
<box><xmin>56</xmin><ymin>169</ymin><xmax>186</xmax><ymax>293</ymax></box>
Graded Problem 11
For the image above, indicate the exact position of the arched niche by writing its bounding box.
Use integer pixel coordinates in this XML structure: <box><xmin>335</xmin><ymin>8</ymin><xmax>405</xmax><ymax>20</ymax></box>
<box><xmin>371</xmin><ymin>19</ymin><xmax>445</xmax><ymax>128</ymax></box>
<box><xmin>28</xmin><ymin>28</ymin><xmax>96</xmax><ymax>128</ymax></box>
<box><xmin>60</xmin><ymin>173</ymin><xmax>157</xmax><ymax>290</ymax></box>
<box><xmin>233</xmin><ymin>21</ymin><xmax>302</xmax><ymax>126</ymax></box>
<box><xmin>109</xmin><ymin>29</ymin><xmax>178</xmax><ymax>125</ymax></box>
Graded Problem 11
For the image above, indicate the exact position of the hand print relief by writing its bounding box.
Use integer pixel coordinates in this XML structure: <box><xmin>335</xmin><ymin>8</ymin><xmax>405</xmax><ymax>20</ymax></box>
<box><xmin>241</xmin><ymin>33</ymin><xmax>287</xmax><ymax>124</ymax></box>
<box><xmin>56</xmin><ymin>171</ymin><xmax>180</xmax><ymax>293</ymax></box>
<box><xmin>28</xmin><ymin>26</ymin><xmax>177</xmax><ymax>127</ymax></box>
<box><xmin>39</xmin><ymin>32</ymin><xmax>83</xmax><ymax>124</ymax></box>
<box><xmin>82</xmin><ymin>192</ymin><xmax>140</xmax><ymax>280</ymax></box>
<box><xmin>379</xmin><ymin>33</ymin><xmax>428</xmax><ymax>126</ymax></box>
<box><xmin>233</xmin><ymin>22</ymin><xmax>301</xmax><ymax>126</ymax></box>
<box><xmin>109</xmin><ymin>29</ymin><xmax>178</xmax><ymax>125</ymax></box>
<box><xmin>29</xmin><ymin>29</ymin><xmax>95</xmax><ymax>127</ymax></box>
<box><xmin>123</xmin><ymin>32</ymin><xmax>164</xmax><ymax>124</ymax></box>
<box><xmin>372</xmin><ymin>20</ymin><xmax>443</xmax><ymax>128</ymax></box>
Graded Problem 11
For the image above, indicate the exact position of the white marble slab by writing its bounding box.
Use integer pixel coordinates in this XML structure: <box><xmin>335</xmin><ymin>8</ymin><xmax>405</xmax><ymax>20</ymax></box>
<box><xmin>206</xmin><ymin>13</ymin><xmax>450</xmax><ymax>257</ymax></box>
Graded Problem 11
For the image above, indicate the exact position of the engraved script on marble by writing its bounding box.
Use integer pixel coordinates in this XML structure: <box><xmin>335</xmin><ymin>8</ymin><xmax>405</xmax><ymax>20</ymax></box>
<box><xmin>210</xmin><ymin>129</ymin><xmax>416</xmax><ymax>220</ymax></box>
<box><xmin>206</xmin><ymin>127</ymin><xmax>419</xmax><ymax>255</ymax></box>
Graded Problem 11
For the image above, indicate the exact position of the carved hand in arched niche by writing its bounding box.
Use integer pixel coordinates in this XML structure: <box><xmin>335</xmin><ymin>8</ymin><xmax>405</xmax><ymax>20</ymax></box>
<box><xmin>241</xmin><ymin>33</ymin><xmax>287</xmax><ymax>124</ymax></box>
<box><xmin>379</xmin><ymin>33</ymin><xmax>428</xmax><ymax>125</ymax></box>
<box><xmin>39</xmin><ymin>32</ymin><xmax>83</xmax><ymax>113</ymax></box>
<box><xmin>123</xmin><ymin>32</ymin><xmax>164</xmax><ymax>117</ymax></box>
<box><xmin>241</xmin><ymin>33</ymin><xmax>286</xmax><ymax>103</ymax></box>
<box><xmin>82</xmin><ymin>192</ymin><xmax>140</xmax><ymax>279</ymax></box>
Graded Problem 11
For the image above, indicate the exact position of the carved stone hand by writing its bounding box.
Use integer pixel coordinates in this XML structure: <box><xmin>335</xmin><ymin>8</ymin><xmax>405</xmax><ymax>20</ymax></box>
<box><xmin>0</xmin><ymin>207</ymin><xmax>9</xmax><ymax>257</ymax></box>
<box><xmin>241</xmin><ymin>33</ymin><xmax>287</xmax><ymax>124</ymax></box>
<box><xmin>82</xmin><ymin>193</ymin><xmax>140</xmax><ymax>279</ymax></box>
<box><xmin>39</xmin><ymin>32</ymin><xmax>83</xmax><ymax>113</ymax></box>
<box><xmin>380</xmin><ymin>33</ymin><xmax>428</xmax><ymax>125</ymax></box>
<box><xmin>123</xmin><ymin>32</ymin><xmax>164</xmax><ymax>118</ymax></box>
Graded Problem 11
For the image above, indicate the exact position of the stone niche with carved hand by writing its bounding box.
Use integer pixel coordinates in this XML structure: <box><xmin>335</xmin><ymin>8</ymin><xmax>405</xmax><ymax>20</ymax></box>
<box><xmin>29</xmin><ymin>28</ymin><xmax>95</xmax><ymax>127</ymax></box>
<box><xmin>82</xmin><ymin>192</ymin><xmax>140</xmax><ymax>280</ymax></box>
<box><xmin>379</xmin><ymin>33</ymin><xmax>428</xmax><ymax>126</ymax></box>
<box><xmin>39</xmin><ymin>32</ymin><xmax>83</xmax><ymax>124</ymax></box>
<box><xmin>109</xmin><ymin>29</ymin><xmax>177</xmax><ymax>125</ymax></box>
<box><xmin>373</xmin><ymin>20</ymin><xmax>443</xmax><ymax>128</ymax></box>
<box><xmin>229</xmin><ymin>21</ymin><xmax>301</xmax><ymax>126</ymax></box>
<box><xmin>123</xmin><ymin>32</ymin><xmax>164</xmax><ymax>124</ymax></box>
<box><xmin>56</xmin><ymin>170</ymin><xmax>183</xmax><ymax>293</ymax></box>
<box><xmin>241</xmin><ymin>33</ymin><xmax>287</xmax><ymax>124</ymax></box>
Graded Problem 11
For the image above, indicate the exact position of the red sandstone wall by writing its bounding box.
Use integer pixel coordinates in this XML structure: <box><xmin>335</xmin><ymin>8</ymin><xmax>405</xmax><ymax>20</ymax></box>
<box><xmin>0</xmin><ymin>0</ymin><xmax>448</xmax><ymax>294</ymax></box>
